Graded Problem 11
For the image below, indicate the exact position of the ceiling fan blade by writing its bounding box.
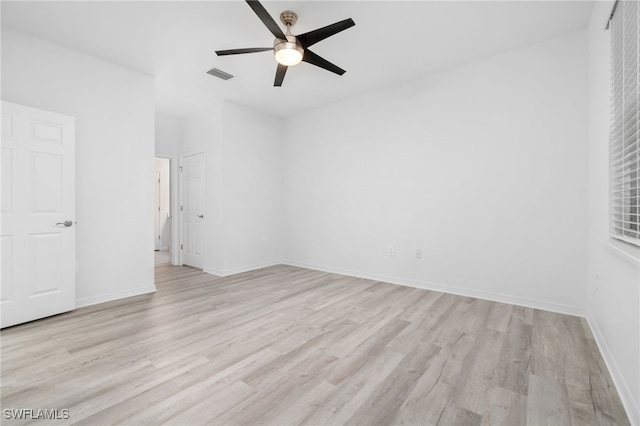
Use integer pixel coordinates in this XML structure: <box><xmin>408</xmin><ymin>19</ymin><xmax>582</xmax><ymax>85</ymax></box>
<box><xmin>274</xmin><ymin>63</ymin><xmax>288</xmax><ymax>87</ymax></box>
<box><xmin>302</xmin><ymin>50</ymin><xmax>346</xmax><ymax>76</ymax></box>
<box><xmin>216</xmin><ymin>47</ymin><xmax>273</xmax><ymax>56</ymax></box>
<box><xmin>245</xmin><ymin>0</ymin><xmax>287</xmax><ymax>41</ymax></box>
<box><xmin>296</xmin><ymin>18</ymin><xmax>355</xmax><ymax>48</ymax></box>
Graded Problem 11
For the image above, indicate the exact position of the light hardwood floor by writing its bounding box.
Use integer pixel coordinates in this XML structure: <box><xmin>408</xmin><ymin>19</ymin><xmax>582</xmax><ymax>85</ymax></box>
<box><xmin>154</xmin><ymin>250</ymin><xmax>171</xmax><ymax>267</ymax></box>
<box><xmin>1</xmin><ymin>265</ymin><xmax>629</xmax><ymax>425</ymax></box>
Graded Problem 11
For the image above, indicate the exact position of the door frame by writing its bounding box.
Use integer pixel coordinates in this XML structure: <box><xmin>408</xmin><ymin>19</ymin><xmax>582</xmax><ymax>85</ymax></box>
<box><xmin>155</xmin><ymin>153</ymin><xmax>179</xmax><ymax>265</ymax></box>
<box><xmin>179</xmin><ymin>151</ymin><xmax>206</xmax><ymax>267</ymax></box>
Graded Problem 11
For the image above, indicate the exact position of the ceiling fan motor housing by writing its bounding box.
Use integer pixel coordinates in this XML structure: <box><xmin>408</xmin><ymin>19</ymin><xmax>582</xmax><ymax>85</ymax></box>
<box><xmin>273</xmin><ymin>34</ymin><xmax>302</xmax><ymax>50</ymax></box>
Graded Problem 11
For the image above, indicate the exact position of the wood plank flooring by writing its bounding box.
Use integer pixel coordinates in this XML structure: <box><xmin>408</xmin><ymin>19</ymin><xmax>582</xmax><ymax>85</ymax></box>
<box><xmin>0</xmin><ymin>265</ymin><xmax>630</xmax><ymax>425</ymax></box>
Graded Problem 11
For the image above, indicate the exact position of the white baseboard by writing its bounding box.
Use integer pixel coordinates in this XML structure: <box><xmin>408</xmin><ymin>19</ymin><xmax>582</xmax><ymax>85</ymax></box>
<box><xmin>203</xmin><ymin>260</ymin><xmax>282</xmax><ymax>277</ymax></box>
<box><xmin>202</xmin><ymin>266</ymin><xmax>223</xmax><ymax>276</ymax></box>
<box><xmin>76</xmin><ymin>285</ymin><xmax>157</xmax><ymax>308</ymax></box>
<box><xmin>586</xmin><ymin>314</ymin><xmax>640</xmax><ymax>425</ymax></box>
<box><xmin>281</xmin><ymin>259</ymin><xmax>585</xmax><ymax>317</ymax></box>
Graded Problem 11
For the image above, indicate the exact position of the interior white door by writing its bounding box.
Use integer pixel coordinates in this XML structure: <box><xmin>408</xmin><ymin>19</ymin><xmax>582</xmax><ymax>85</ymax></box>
<box><xmin>180</xmin><ymin>153</ymin><xmax>205</xmax><ymax>269</ymax></box>
<box><xmin>1</xmin><ymin>101</ymin><xmax>76</xmax><ymax>328</ymax></box>
<box><xmin>154</xmin><ymin>170</ymin><xmax>161</xmax><ymax>251</ymax></box>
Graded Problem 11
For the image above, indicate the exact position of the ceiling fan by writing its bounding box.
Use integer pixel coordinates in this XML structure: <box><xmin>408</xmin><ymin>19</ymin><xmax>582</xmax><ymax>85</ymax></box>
<box><xmin>213</xmin><ymin>0</ymin><xmax>355</xmax><ymax>87</ymax></box>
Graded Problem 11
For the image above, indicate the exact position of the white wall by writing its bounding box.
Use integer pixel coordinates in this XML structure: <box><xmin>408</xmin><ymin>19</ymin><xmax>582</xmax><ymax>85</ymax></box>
<box><xmin>179</xmin><ymin>101</ymin><xmax>282</xmax><ymax>275</ymax></box>
<box><xmin>180</xmin><ymin>102</ymin><xmax>222</xmax><ymax>156</ymax></box>
<box><xmin>283</xmin><ymin>30</ymin><xmax>589</xmax><ymax>315</ymax></box>
<box><xmin>217</xmin><ymin>102</ymin><xmax>283</xmax><ymax>274</ymax></box>
<box><xmin>2</xmin><ymin>29</ymin><xmax>156</xmax><ymax>306</ymax></box>
<box><xmin>587</xmin><ymin>3</ymin><xmax>640</xmax><ymax>423</ymax></box>
<box><xmin>155</xmin><ymin>112</ymin><xmax>180</xmax><ymax>156</ymax></box>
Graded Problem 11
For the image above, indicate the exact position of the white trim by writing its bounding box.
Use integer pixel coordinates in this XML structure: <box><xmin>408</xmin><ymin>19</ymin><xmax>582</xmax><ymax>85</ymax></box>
<box><xmin>179</xmin><ymin>149</ymin><xmax>206</xmax><ymax>159</ymax></box>
<box><xmin>610</xmin><ymin>233</ymin><xmax>640</xmax><ymax>249</ymax></box>
<box><xmin>203</xmin><ymin>260</ymin><xmax>281</xmax><ymax>277</ymax></box>
<box><xmin>586</xmin><ymin>314</ymin><xmax>640</xmax><ymax>426</ymax></box>
<box><xmin>602</xmin><ymin>239</ymin><xmax>640</xmax><ymax>265</ymax></box>
<box><xmin>155</xmin><ymin>152</ymin><xmax>178</xmax><ymax>158</ymax></box>
<box><xmin>76</xmin><ymin>286</ymin><xmax>156</xmax><ymax>308</ymax></box>
<box><xmin>281</xmin><ymin>260</ymin><xmax>585</xmax><ymax>317</ymax></box>
<box><xmin>202</xmin><ymin>266</ymin><xmax>224</xmax><ymax>276</ymax></box>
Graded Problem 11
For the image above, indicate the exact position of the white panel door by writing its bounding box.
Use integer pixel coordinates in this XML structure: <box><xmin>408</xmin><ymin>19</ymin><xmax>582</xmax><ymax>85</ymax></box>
<box><xmin>1</xmin><ymin>101</ymin><xmax>76</xmax><ymax>328</ymax></box>
<box><xmin>180</xmin><ymin>153</ymin><xmax>205</xmax><ymax>269</ymax></box>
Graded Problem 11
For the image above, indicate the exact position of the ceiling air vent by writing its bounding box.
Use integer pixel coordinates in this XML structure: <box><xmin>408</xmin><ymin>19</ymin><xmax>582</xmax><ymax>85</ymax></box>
<box><xmin>207</xmin><ymin>68</ymin><xmax>234</xmax><ymax>80</ymax></box>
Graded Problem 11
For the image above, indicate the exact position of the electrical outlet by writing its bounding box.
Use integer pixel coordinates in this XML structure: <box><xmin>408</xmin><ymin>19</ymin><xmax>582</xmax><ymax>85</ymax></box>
<box><xmin>416</xmin><ymin>249</ymin><xmax>422</xmax><ymax>259</ymax></box>
<box><xmin>388</xmin><ymin>245</ymin><xmax>395</xmax><ymax>256</ymax></box>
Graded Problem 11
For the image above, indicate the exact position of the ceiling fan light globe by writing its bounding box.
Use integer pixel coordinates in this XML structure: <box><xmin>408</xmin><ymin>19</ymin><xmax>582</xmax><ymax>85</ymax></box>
<box><xmin>275</xmin><ymin>49</ymin><xmax>303</xmax><ymax>66</ymax></box>
<box><xmin>274</xmin><ymin>39</ymin><xmax>304</xmax><ymax>66</ymax></box>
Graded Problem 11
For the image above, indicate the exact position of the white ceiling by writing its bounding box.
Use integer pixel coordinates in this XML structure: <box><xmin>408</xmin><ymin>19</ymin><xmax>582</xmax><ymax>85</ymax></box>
<box><xmin>2</xmin><ymin>1</ymin><xmax>594</xmax><ymax>118</ymax></box>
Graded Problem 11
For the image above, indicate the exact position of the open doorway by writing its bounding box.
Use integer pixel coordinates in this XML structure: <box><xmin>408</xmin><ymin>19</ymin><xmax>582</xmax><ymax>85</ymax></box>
<box><xmin>154</xmin><ymin>157</ymin><xmax>172</xmax><ymax>267</ymax></box>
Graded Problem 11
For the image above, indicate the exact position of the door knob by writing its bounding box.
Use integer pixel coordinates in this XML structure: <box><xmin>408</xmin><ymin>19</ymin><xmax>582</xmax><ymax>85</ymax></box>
<box><xmin>197</xmin><ymin>214</ymin><xmax>204</xmax><ymax>219</ymax></box>
<box><xmin>56</xmin><ymin>220</ymin><xmax>73</xmax><ymax>227</ymax></box>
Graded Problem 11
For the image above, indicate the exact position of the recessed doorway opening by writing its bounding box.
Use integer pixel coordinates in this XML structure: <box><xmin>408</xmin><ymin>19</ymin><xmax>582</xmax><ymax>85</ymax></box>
<box><xmin>154</xmin><ymin>157</ymin><xmax>172</xmax><ymax>267</ymax></box>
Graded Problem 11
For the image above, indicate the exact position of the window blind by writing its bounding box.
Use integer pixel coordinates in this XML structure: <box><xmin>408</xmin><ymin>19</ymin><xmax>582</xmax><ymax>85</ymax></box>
<box><xmin>610</xmin><ymin>0</ymin><xmax>640</xmax><ymax>246</ymax></box>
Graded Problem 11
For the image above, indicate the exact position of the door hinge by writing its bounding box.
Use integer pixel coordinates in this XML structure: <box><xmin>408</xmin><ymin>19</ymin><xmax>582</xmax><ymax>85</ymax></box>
<box><xmin>179</xmin><ymin>166</ymin><xmax>183</xmax><ymax>172</ymax></box>
<box><xmin>180</xmin><ymin>244</ymin><xmax>183</xmax><ymax>250</ymax></box>
<box><xmin>180</xmin><ymin>205</ymin><xmax>183</xmax><ymax>211</ymax></box>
